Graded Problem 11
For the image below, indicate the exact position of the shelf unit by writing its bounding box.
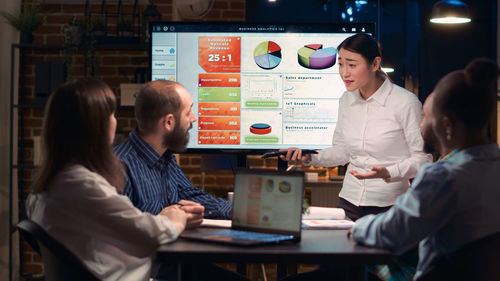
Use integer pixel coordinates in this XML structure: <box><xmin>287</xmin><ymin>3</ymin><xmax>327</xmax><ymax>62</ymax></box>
<box><xmin>8</xmin><ymin>42</ymin><xmax>147</xmax><ymax>281</ymax></box>
<box><xmin>9</xmin><ymin>44</ymin><xmax>50</xmax><ymax>281</ymax></box>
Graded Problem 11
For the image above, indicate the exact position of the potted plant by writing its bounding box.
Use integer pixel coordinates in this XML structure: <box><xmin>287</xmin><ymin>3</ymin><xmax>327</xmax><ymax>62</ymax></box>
<box><xmin>91</xmin><ymin>15</ymin><xmax>106</xmax><ymax>37</ymax></box>
<box><xmin>0</xmin><ymin>2</ymin><xmax>45</xmax><ymax>44</ymax></box>
<box><xmin>63</xmin><ymin>17</ymin><xmax>86</xmax><ymax>45</ymax></box>
<box><xmin>62</xmin><ymin>17</ymin><xmax>86</xmax><ymax>78</ymax></box>
<box><xmin>62</xmin><ymin>17</ymin><xmax>98</xmax><ymax>78</ymax></box>
<box><xmin>117</xmin><ymin>15</ymin><xmax>134</xmax><ymax>37</ymax></box>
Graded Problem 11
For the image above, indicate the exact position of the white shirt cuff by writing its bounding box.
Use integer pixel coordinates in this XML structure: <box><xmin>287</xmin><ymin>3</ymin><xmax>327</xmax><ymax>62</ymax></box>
<box><xmin>385</xmin><ymin>165</ymin><xmax>401</xmax><ymax>182</ymax></box>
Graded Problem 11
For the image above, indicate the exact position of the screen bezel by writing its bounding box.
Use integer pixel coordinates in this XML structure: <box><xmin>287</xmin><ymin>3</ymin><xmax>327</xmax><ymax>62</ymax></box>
<box><xmin>149</xmin><ymin>22</ymin><xmax>376</xmax><ymax>154</ymax></box>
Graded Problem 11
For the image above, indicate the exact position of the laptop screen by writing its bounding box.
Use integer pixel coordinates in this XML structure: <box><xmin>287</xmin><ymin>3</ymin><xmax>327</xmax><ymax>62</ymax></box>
<box><xmin>232</xmin><ymin>169</ymin><xmax>304</xmax><ymax>234</ymax></box>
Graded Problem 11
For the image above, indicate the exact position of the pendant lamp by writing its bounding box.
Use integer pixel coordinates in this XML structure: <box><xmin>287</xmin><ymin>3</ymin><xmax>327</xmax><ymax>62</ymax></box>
<box><xmin>430</xmin><ymin>0</ymin><xmax>471</xmax><ymax>24</ymax></box>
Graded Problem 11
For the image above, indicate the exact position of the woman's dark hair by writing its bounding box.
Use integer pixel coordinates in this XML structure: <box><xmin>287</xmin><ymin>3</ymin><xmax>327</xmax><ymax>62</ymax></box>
<box><xmin>32</xmin><ymin>78</ymin><xmax>124</xmax><ymax>193</ymax></box>
<box><xmin>433</xmin><ymin>57</ymin><xmax>499</xmax><ymax>132</ymax></box>
<box><xmin>337</xmin><ymin>33</ymin><xmax>382</xmax><ymax>65</ymax></box>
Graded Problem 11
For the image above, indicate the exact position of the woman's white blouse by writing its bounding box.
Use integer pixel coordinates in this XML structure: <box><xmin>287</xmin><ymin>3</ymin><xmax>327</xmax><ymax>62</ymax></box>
<box><xmin>26</xmin><ymin>164</ymin><xmax>179</xmax><ymax>281</ymax></box>
<box><xmin>310</xmin><ymin>78</ymin><xmax>432</xmax><ymax>207</ymax></box>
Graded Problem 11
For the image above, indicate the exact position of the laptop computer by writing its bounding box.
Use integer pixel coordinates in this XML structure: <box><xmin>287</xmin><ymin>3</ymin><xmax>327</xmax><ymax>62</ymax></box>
<box><xmin>181</xmin><ymin>169</ymin><xmax>304</xmax><ymax>246</ymax></box>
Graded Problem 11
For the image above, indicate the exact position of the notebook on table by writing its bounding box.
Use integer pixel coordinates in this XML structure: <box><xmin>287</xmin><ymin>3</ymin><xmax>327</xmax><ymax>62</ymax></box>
<box><xmin>181</xmin><ymin>169</ymin><xmax>304</xmax><ymax>246</ymax></box>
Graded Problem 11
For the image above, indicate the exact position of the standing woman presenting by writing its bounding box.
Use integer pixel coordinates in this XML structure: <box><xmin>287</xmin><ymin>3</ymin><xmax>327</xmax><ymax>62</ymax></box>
<box><xmin>282</xmin><ymin>34</ymin><xmax>431</xmax><ymax>221</ymax></box>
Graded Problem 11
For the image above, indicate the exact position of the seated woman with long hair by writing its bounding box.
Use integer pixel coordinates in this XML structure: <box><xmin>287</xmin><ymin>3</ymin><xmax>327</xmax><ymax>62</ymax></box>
<box><xmin>26</xmin><ymin>78</ymin><xmax>187</xmax><ymax>281</ymax></box>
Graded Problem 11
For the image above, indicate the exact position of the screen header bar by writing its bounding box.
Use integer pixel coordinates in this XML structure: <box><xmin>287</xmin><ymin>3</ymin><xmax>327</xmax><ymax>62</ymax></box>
<box><xmin>150</xmin><ymin>22</ymin><xmax>375</xmax><ymax>35</ymax></box>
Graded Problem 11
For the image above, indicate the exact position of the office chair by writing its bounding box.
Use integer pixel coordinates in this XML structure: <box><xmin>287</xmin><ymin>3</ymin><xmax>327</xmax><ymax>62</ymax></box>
<box><xmin>16</xmin><ymin>219</ymin><xmax>100</xmax><ymax>281</ymax></box>
<box><xmin>417</xmin><ymin>232</ymin><xmax>500</xmax><ymax>281</ymax></box>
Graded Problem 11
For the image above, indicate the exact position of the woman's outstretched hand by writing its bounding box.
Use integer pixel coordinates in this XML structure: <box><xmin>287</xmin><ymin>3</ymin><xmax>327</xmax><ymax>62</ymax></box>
<box><xmin>349</xmin><ymin>166</ymin><xmax>390</xmax><ymax>180</ymax></box>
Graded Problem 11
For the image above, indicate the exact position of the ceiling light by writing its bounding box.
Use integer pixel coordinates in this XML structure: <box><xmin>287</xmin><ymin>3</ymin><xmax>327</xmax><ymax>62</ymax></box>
<box><xmin>430</xmin><ymin>0</ymin><xmax>471</xmax><ymax>24</ymax></box>
<box><xmin>381</xmin><ymin>67</ymin><xmax>394</xmax><ymax>73</ymax></box>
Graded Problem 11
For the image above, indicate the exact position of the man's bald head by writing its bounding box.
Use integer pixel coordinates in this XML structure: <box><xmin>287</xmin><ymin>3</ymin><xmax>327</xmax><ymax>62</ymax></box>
<box><xmin>135</xmin><ymin>80</ymin><xmax>183</xmax><ymax>135</ymax></box>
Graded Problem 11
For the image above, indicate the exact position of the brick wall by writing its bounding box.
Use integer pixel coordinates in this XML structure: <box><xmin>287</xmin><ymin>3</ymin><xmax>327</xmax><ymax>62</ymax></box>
<box><xmin>19</xmin><ymin>0</ymin><xmax>248</xmax><ymax>276</ymax></box>
<box><xmin>17</xmin><ymin>0</ymin><xmax>332</xmax><ymax>277</ymax></box>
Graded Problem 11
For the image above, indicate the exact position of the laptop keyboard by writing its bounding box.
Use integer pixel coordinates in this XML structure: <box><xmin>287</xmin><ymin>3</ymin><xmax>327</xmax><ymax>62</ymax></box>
<box><xmin>209</xmin><ymin>229</ymin><xmax>294</xmax><ymax>242</ymax></box>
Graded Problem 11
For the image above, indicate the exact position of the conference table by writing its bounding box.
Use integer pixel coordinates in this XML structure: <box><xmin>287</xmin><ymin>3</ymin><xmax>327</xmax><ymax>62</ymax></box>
<box><xmin>156</xmin><ymin>228</ymin><xmax>392</xmax><ymax>281</ymax></box>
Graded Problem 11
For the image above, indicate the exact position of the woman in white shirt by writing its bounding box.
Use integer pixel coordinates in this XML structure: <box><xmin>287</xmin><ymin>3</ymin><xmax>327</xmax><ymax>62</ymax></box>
<box><xmin>26</xmin><ymin>78</ymin><xmax>187</xmax><ymax>281</ymax></box>
<box><xmin>283</xmin><ymin>34</ymin><xmax>431</xmax><ymax>220</ymax></box>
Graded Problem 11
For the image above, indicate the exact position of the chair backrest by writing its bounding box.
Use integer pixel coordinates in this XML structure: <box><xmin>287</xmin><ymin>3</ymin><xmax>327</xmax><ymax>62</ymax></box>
<box><xmin>17</xmin><ymin>219</ymin><xmax>100</xmax><ymax>281</ymax></box>
<box><xmin>418</xmin><ymin>232</ymin><xmax>500</xmax><ymax>281</ymax></box>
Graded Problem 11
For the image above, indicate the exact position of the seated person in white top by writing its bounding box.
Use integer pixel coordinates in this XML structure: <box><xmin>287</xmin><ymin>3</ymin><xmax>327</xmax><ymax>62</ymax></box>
<box><xmin>351</xmin><ymin>58</ymin><xmax>500</xmax><ymax>279</ymax></box>
<box><xmin>26</xmin><ymin>78</ymin><xmax>187</xmax><ymax>281</ymax></box>
<box><xmin>282</xmin><ymin>34</ymin><xmax>431</xmax><ymax>221</ymax></box>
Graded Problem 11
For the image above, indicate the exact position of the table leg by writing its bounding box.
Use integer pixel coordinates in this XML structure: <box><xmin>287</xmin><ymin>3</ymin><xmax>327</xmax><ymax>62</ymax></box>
<box><xmin>287</xmin><ymin>264</ymin><xmax>297</xmax><ymax>275</ymax></box>
<box><xmin>277</xmin><ymin>264</ymin><xmax>287</xmax><ymax>280</ymax></box>
<box><xmin>277</xmin><ymin>263</ymin><xmax>298</xmax><ymax>279</ymax></box>
<box><xmin>237</xmin><ymin>263</ymin><xmax>247</xmax><ymax>276</ymax></box>
<box><xmin>177</xmin><ymin>263</ymin><xmax>182</xmax><ymax>281</ymax></box>
<box><xmin>348</xmin><ymin>265</ymin><xmax>366</xmax><ymax>281</ymax></box>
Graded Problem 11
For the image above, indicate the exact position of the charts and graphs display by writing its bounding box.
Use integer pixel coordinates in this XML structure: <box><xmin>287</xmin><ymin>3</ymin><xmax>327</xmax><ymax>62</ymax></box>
<box><xmin>254</xmin><ymin>41</ymin><xmax>282</xmax><ymax>70</ymax></box>
<box><xmin>298</xmin><ymin>44</ymin><xmax>337</xmax><ymax>69</ymax></box>
<box><xmin>150</xmin><ymin>22</ymin><xmax>374</xmax><ymax>151</ymax></box>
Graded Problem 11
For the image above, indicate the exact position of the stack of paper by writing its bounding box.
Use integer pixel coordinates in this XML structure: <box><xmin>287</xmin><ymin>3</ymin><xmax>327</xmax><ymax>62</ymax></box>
<box><xmin>302</xmin><ymin>207</ymin><xmax>354</xmax><ymax>229</ymax></box>
<box><xmin>301</xmin><ymin>219</ymin><xmax>354</xmax><ymax>229</ymax></box>
<box><xmin>302</xmin><ymin>207</ymin><xmax>346</xmax><ymax>220</ymax></box>
<box><xmin>200</xmin><ymin>219</ymin><xmax>231</xmax><ymax>228</ymax></box>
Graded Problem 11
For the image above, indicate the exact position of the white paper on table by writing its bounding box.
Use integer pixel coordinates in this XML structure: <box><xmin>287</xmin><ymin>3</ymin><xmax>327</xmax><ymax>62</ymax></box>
<box><xmin>302</xmin><ymin>207</ymin><xmax>346</xmax><ymax>220</ymax></box>
<box><xmin>302</xmin><ymin>219</ymin><xmax>355</xmax><ymax>229</ymax></box>
<box><xmin>200</xmin><ymin>219</ymin><xmax>232</xmax><ymax>228</ymax></box>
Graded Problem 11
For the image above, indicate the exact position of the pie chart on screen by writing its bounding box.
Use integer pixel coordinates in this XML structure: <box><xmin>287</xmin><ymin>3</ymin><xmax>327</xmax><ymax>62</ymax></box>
<box><xmin>254</xmin><ymin>41</ymin><xmax>282</xmax><ymax>70</ymax></box>
<box><xmin>298</xmin><ymin>44</ymin><xmax>337</xmax><ymax>69</ymax></box>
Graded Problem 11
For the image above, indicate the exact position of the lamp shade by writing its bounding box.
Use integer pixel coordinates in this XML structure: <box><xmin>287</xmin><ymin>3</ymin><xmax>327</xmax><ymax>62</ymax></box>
<box><xmin>380</xmin><ymin>56</ymin><xmax>395</xmax><ymax>73</ymax></box>
<box><xmin>430</xmin><ymin>0</ymin><xmax>471</xmax><ymax>24</ymax></box>
<box><xmin>381</xmin><ymin>66</ymin><xmax>394</xmax><ymax>73</ymax></box>
<box><xmin>381</xmin><ymin>60</ymin><xmax>394</xmax><ymax>73</ymax></box>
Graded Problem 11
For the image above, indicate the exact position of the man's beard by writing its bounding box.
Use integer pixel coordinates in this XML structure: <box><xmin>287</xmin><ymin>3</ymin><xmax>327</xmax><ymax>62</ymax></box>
<box><xmin>163</xmin><ymin>123</ymin><xmax>191</xmax><ymax>153</ymax></box>
<box><xmin>422</xmin><ymin>127</ymin><xmax>437</xmax><ymax>154</ymax></box>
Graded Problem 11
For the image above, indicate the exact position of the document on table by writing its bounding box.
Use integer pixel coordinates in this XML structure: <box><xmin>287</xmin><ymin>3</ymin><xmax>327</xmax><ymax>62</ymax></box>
<box><xmin>302</xmin><ymin>219</ymin><xmax>355</xmax><ymax>229</ymax></box>
<box><xmin>201</xmin><ymin>218</ymin><xmax>354</xmax><ymax>230</ymax></box>
<box><xmin>301</xmin><ymin>207</ymin><xmax>353</xmax><ymax>229</ymax></box>
<box><xmin>201</xmin><ymin>206</ymin><xmax>350</xmax><ymax>229</ymax></box>
<box><xmin>302</xmin><ymin>207</ymin><xmax>346</xmax><ymax>220</ymax></box>
<box><xmin>200</xmin><ymin>219</ymin><xmax>232</xmax><ymax>228</ymax></box>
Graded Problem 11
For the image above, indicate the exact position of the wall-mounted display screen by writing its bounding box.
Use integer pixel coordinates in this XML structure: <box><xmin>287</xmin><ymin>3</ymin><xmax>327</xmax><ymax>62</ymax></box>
<box><xmin>150</xmin><ymin>22</ymin><xmax>374</xmax><ymax>152</ymax></box>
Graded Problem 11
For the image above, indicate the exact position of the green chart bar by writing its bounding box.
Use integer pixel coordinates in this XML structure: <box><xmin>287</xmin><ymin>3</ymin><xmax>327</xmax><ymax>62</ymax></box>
<box><xmin>198</xmin><ymin>87</ymin><xmax>241</xmax><ymax>102</ymax></box>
